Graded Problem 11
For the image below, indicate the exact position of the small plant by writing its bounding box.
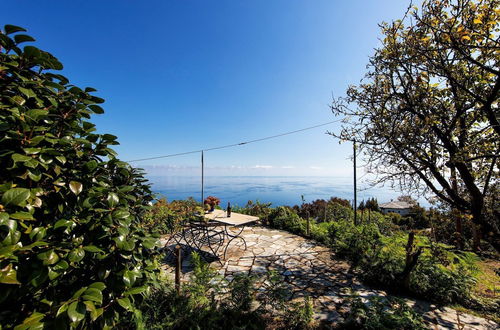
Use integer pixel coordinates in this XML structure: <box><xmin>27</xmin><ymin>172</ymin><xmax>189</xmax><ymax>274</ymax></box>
<box><xmin>286</xmin><ymin>296</ymin><xmax>315</xmax><ymax>329</ymax></box>
<box><xmin>186</xmin><ymin>251</ymin><xmax>224</xmax><ymax>306</ymax></box>
<box><xmin>338</xmin><ymin>295</ymin><xmax>426</xmax><ymax>329</ymax></box>
<box><xmin>258</xmin><ymin>270</ymin><xmax>292</xmax><ymax>311</ymax></box>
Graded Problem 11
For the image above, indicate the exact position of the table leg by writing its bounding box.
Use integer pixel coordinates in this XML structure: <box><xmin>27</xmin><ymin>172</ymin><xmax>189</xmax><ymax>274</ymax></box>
<box><xmin>223</xmin><ymin>225</ymin><xmax>247</xmax><ymax>260</ymax></box>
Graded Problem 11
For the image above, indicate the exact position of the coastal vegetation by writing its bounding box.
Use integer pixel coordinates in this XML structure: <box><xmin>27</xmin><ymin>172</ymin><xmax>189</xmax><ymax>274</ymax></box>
<box><xmin>145</xmin><ymin>197</ymin><xmax>499</xmax><ymax>324</ymax></box>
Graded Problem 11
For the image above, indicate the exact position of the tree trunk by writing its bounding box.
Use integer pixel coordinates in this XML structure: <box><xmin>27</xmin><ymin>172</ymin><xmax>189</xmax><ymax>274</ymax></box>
<box><xmin>455</xmin><ymin>213</ymin><xmax>464</xmax><ymax>250</ymax></box>
<box><xmin>469</xmin><ymin>193</ymin><xmax>500</xmax><ymax>252</ymax></box>
<box><xmin>451</xmin><ymin>169</ymin><xmax>464</xmax><ymax>250</ymax></box>
<box><xmin>472</xmin><ymin>222</ymin><xmax>482</xmax><ymax>252</ymax></box>
<box><xmin>400</xmin><ymin>231</ymin><xmax>423</xmax><ymax>291</ymax></box>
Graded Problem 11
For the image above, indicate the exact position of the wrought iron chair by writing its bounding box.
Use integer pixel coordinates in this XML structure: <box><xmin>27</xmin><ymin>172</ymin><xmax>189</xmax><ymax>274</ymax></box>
<box><xmin>163</xmin><ymin>213</ymin><xmax>226</xmax><ymax>264</ymax></box>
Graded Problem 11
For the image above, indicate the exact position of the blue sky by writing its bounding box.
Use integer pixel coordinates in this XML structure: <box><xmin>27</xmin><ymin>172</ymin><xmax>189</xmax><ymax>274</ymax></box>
<box><xmin>3</xmin><ymin>0</ymin><xmax>411</xmax><ymax>177</ymax></box>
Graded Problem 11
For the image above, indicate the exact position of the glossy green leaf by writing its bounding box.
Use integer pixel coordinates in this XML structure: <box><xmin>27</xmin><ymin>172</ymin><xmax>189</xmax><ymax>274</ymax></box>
<box><xmin>53</xmin><ymin>260</ymin><xmax>69</xmax><ymax>271</ymax></box>
<box><xmin>88</xmin><ymin>282</ymin><xmax>106</xmax><ymax>291</ymax></box>
<box><xmin>67</xmin><ymin>301</ymin><xmax>86</xmax><ymax>323</ymax></box>
<box><xmin>14</xmin><ymin>312</ymin><xmax>45</xmax><ymax>329</ymax></box>
<box><xmin>2</xmin><ymin>188</ymin><xmax>30</xmax><ymax>206</ymax></box>
<box><xmin>83</xmin><ymin>245</ymin><xmax>103</xmax><ymax>253</ymax></box>
<box><xmin>125</xmin><ymin>286</ymin><xmax>147</xmax><ymax>296</ymax></box>
<box><xmin>26</xmin><ymin>109</ymin><xmax>48</xmax><ymax>121</ymax></box>
<box><xmin>18</xmin><ymin>87</ymin><xmax>36</xmax><ymax>98</ymax></box>
<box><xmin>54</xmin><ymin>219</ymin><xmax>75</xmax><ymax>230</ymax></box>
<box><xmin>37</xmin><ymin>249</ymin><xmax>59</xmax><ymax>265</ymax></box>
<box><xmin>55</xmin><ymin>155</ymin><xmax>66</xmax><ymax>164</ymax></box>
<box><xmin>72</xmin><ymin>287</ymin><xmax>87</xmax><ymax>299</ymax></box>
<box><xmin>117</xmin><ymin>297</ymin><xmax>133</xmax><ymax>311</ymax></box>
<box><xmin>0</xmin><ymin>264</ymin><xmax>20</xmax><ymax>284</ymax></box>
<box><xmin>113</xmin><ymin>209</ymin><xmax>130</xmax><ymax>219</ymax></box>
<box><xmin>142</xmin><ymin>237</ymin><xmax>157</xmax><ymax>249</ymax></box>
<box><xmin>12</xmin><ymin>153</ymin><xmax>32</xmax><ymax>163</ymax></box>
<box><xmin>56</xmin><ymin>303</ymin><xmax>68</xmax><ymax>317</ymax></box>
<box><xmin>27</xmin><ymin>171</ymin><xmax>42</xmax><ymax>182</ymax></box>
<box><xmin>69</xmin><ymin>181</ymin><xmax>83</xmax><ymax>195</ymax></box>
<box><xmin>82</xmin><ymin>288</ymin><xmax>103</xmax><ymax>304</ymax></box>
<box><xmin>30</xmin><ymin>268</ymin><xmax>48</xmax><ymax>287</ymax></box>
<box><xmin>90</xmin><ymin>307</ymin><xmax>103</xmax><ymax>321</ymax></box>
<box><xmin>23</xmin><ymin>148</ymin><xmax>42</xmax><ymax>155</ymax></box>
<box><xmin>29</xmin><ymin>227</ymin><xmax>46</xmax><ymax>241</ymax></box>
<box><xmin>83</xmin><ymin>300</ymin><xmax>96</xmax><ymax>313</ymax></box>
<box><xmin>68</xmin><ymin>248</ymin><xmax>85</xmax><ymax>263</ymax></box>
<box><xmin>10</xmin><ymin>212</ymin><xmax>35</xmax><ymax>220</ymax></box>
<box><xmin>84</xmin><ymin>160</ymin><xmax>98</xmax><ymax>172</ymax></box>
<box><xmin>107</xmin><ymin>192</ymin><xmax>119</xmax><ymax>208</ymax></box>
<box><xmin>23</xmin><ymin>45</ymin><xmax>40</xmax><ymax>57</ymax></box>
<box><xmin>122</xmin><ymin>270</ymin><xmax>136</xmax><ymax>287</ymax></box>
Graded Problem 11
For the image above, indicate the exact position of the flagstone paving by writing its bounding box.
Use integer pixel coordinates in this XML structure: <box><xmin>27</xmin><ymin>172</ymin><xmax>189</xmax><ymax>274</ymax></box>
<box><xmin>161</xmin><ymin>225</ymin><xmax>498</xmax><ymax>329</ymax></box>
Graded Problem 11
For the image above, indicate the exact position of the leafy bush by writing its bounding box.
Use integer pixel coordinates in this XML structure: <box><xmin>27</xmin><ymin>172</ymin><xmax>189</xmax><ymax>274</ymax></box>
<box><xmin>292</xmin><ymin>198</ymin><xmax>353</xmax><ymax>223</ymax></box>
<box><xmin>328</xmin><ymin>220</ymin><xmax>382</xmax><ymax>266</ymax></box>
<box><xmin>268</xmin><ymin>206</ymin><xmax>306</xmax><ymax>234</ymax></box>
<box><xmin>141</xmin><ymin>198</ymin><xmax>202</xmax><ymax>234</ymax></box>
<box><xmin>326</xmin><ymin>200</ymin><xmax>354</xmax><ymax>223</ymax></box>
<box><xmin>0</xmin><ymin>26</ymin><xmax>158</xmax><ymax>328</ymax></box>
<box><xmin>409</xmin><ymin>247</ymin><xmax>478</xmax><ymax>304</ymax></box>
<box><xmin>331</xmin><ymin>229</ymin><xmax>479</xmax><ymax>305</ymax></box>
<box><xmin>338</xmin><ymin>295</ymin><xmax>426</xmax><ymax>329</ymax></box>
<box><xmin>233</xmin><ymin>200</ymin><xmax>273</xmax><ymax>222</ymax></box>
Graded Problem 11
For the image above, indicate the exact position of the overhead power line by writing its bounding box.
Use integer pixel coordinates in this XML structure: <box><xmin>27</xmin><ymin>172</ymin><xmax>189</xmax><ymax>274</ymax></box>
<box><xmin>127</xmin><ymin>119</ymin><xmax>341</xmax><ymax>162</ymax></box>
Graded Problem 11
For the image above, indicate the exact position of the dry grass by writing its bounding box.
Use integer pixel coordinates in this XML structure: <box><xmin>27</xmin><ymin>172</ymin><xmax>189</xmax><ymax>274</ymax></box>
<box><xmin>474</xmin><ymin>258</ymin><xmax>500</xmax><ymax>299</ymax></box>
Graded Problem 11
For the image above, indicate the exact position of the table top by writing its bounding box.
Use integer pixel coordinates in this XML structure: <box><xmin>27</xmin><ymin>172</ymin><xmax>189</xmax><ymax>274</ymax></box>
<box><xmin>203</xmin><ymin>209</ymin><xmax>259</xmax><ymax>226</ymax></box>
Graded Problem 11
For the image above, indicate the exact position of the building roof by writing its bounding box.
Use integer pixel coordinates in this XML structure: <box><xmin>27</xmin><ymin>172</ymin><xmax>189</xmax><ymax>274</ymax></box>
<box><xmin>379</xmin><ymin>201</ymin><xmax>413</xmax><ymax>209</ymax></box>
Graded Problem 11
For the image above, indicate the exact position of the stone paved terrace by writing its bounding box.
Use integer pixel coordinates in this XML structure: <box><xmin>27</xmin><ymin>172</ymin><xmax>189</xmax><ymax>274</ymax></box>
<box><xmin>160</xmin><ymin>225</ymin><xmax>498</xmax><ymax>329</ymax></box>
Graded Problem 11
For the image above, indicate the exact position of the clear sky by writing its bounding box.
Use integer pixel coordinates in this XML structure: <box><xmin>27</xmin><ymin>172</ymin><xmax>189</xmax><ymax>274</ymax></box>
<box><xmin>2</xmin><ymin>0</ymin><xmax>411</xmax><ymax>177</ymax></box>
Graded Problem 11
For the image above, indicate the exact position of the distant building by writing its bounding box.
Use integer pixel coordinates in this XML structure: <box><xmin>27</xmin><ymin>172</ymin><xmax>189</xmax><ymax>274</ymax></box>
<box><xmin>379</xmin><ymin>200</ymin><xmax>414</xmax><ymax>216</ymax></box>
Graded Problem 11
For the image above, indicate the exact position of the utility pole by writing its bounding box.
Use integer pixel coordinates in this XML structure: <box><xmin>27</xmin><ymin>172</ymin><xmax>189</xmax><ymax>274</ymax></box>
<box><xmin>201</xmin><ymin>150</ymin><xmax>204</xmax><ymax>204</ymax></box>
<box><xmin>353</xmin><ymin>142</ymin><xmax>358</xmax><ymax>225</ymax></box>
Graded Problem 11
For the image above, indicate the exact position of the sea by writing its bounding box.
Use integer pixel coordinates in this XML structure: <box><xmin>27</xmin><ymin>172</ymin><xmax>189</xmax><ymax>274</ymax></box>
<box><xmin>147</xmin><ymin>175</ymin><xmax>411</xmax><ymax>208</ymax></box>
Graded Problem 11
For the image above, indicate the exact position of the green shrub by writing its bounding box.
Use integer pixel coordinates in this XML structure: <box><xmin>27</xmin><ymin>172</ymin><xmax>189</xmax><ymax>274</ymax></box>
<box><xmin>286</xmin><ymin>297</ymin><xmax>314</xmax><ymax>329</ymax></box>
<box><xmin>328</xmin><ymin>220</ymin><xmax>382</xmax><ymax>265</ymax></box>
<box><xmin>234</xmin><ymin>200</ymin><xmax>273</xmax><ymax>222</ymax></box>
<box><xmin>326</xmin><ymin>222</ymin><xmax>478</xmax><ymax>306</ymax></box>
<box><xmin>141</xmin><ymin>198</ymin><xmax>202</xmax><ymax>234</ymax></box>
<box><xmin>0</xmin><ymin>26</ymin><xmax>158</xmax><ymax>328</ymax></box>
<box><xmin>351</xmin><ymin>233</ymin><xmax>478</xmax><ymax>305</ymax></box>
<box><xmin>309</xmin><ymin>221</ymin><xmax>332</xmax><ymax>245</ymax></box>
<box><xmin>228</xmin><ymin>273</ymin><xmax>256</xmax><ymax>312</ymax></box>
<box><xmin>409</xmin><ymin>247</ymin><xmax>478</xmax><ymax>304</ymax></box>
<box><xmin>268</xmin><ymin>206</ymin><xmax>306</xmax><ymax>235</ymax></box>
<box><xmin>326</xmin><ymin>201</ymin><xmax>354</xmax><ymax>223</ymax></box>
<box><xmin>338</xmin><ymin>295</ymin><xmax>426</xmax><ymax>329</ymax></box>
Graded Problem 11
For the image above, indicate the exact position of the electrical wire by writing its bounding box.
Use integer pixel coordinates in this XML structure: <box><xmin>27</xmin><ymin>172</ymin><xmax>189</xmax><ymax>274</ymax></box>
<box><xmin>127</xmin><ymin>119</ymin><xmax>342</xmax><ymax>162</ymax></box>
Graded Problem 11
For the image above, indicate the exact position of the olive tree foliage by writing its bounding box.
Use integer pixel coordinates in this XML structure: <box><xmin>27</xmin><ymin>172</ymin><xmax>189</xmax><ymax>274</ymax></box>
<box><xmin>330</xmin><ymin>0</ymin><xmax>500</xmax><ymax>250</ymax></box>
<box><xmin>0</xmin><ymin>26</ymin><xmax>159</xmax><ymax>328</ymax></box>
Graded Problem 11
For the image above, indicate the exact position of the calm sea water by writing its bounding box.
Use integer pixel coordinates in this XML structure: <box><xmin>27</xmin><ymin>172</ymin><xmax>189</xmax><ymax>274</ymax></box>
<box><xmin>147</xmin><ymin>176</ymin><xmax>407</xmax><ymax>207</ymax></box>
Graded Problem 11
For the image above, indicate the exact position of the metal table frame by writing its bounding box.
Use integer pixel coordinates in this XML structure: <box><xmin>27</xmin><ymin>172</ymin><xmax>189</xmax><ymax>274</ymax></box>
<box><xmin>164</xmin><ymin>210</ymin><xmax>259</xmax><ymax>263</ymax></box>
